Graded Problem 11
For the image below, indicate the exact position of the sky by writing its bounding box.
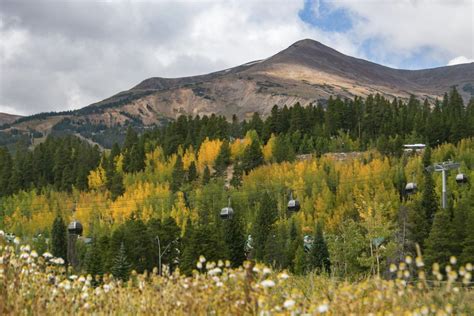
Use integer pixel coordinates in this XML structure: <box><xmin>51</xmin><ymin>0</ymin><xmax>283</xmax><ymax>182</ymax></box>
<box><xmin>0</xmin><ymin>0</ymin><xmax>473</xmax><ymax>116</ymax></box>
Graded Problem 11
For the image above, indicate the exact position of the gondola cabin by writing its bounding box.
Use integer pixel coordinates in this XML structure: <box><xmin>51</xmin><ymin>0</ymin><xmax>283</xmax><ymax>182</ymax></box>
<box><xmin>456</xmin><ymin>173</ymin><xmax>468</xmax><ymax>184</ymax></box>
<box><xmin>67</xmin><ymin>220</ymin><xmax>83</xmax><ymax>236</ymax></box>
<box><xmin>220</xmin><ymin>207</ymin><xmax>234</xmax><ymax>220</ymax></box>
<box><xmin>287</xmin><ymin>198</ymin><xmax>301</xmax><ymax>212</ymax></box>
<box><xmin>405</xmin><ymin>182</ymin><xmax>417</xmax><ymax>195</ymax></box>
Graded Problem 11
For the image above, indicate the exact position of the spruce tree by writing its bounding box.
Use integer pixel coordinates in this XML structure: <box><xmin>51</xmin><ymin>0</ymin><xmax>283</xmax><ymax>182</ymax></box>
<box><xmin>202</xmin><ymin>165</ymin><xmax>211</xmax><ymax>185</ymax></box>
<box><xmin>111</xmin><ymin>243</ymin><xmax>131</xmax><ymax>281</ymax></box>
<box><xmin>110</xmin><ymin>172</ymin><xmax>125</xmax><ymax>201</ymax></box>
<box><xmin>460</xmin><ymin>207</ymin><xmax>474</xmax><ymax>265</ymax></box>
<box><xmin>187</xmin><ymin>161</ymin><xmax>198</xmax><ymax>182</ymax></box>
<box><xmin>230</xmin><ymin>163</ymin><xmax>243</xmax><ymax>187</ymax></box>
<box><xmin>424</xmin><ymin>207</ymin><xmax>455</xmax><ymax>268</ymax></box>
<box><xmin>308</xmin><ymin>223</ymin><xmax>331</xmax><ymax>273</ymax></box>
<box><xmin>85</xmin><ymin>241</ymin><xmax>103</xmax><ymax>281</ymax></box>
<box><xmin>171</xmin><ymin>156</ymin><xmax>184</xmax><ymax>191</ymax></box>
<box><xmin>214</xmin><ymin>140</ymin><xmax>231</xmax><ymax>177</ymax></box>
<box><xmin>242</xmin><ymin>139</ymin><xmax>263</xmax><ymax>173</ymax></box>
<box><xmin>293</xmin><ymin>245</ymin><xmax>307</xmax><ymax>275</ymax></box>
<box><xmin>223</xmin><ymin>214</ymin><xmax>246</xmax><ymax>267</ymax></box>
<box><xmin>51</xmin><ymin>215</ymin><xmax>67</xmax><ymax>263</ymax></box>
<box><xmin>252</xmin><ymin>192</ymin><xmax>277</xmax><ymax>261</ymax></box>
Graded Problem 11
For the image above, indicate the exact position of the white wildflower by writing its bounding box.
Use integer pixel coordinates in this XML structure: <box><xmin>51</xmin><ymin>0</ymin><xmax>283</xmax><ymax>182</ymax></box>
<box><xmin>43</xmin><ymin>252</ymin><xmax>53</xmax><ymax>259</ymax></box>
<box><xmin>216</xmin><ymin>281</ymin><xmax>223</xmax><ymax>287</ymax></box>
<box><xmin>450</xmin><ymin>256</ymin><xmax>457</xmax><ymax>265</ymax></box>
<box><xmin>317</xmin><ymin>304</ymin><xmax>329</xmax><ymax>313</ymax></box>
<box><xmin>0</xmin><ymin>230</ymin><xmax>4</xmax><ymax>237</ymax></box>
<box><xmin>102</xmin><ymin>284</ymin><xmax>110</xmax><ymax>293</ymax></box>
<box><xmin>260</xmin><ymin>279</ymin><xmax>275</xmax><ymax>288</ymax></box>
<box><xmin>79</xmin><ymin>276</ymin><xmax>86</xmax><ymax>283</ymax></box>
<box><xmin>196</xmin><ymin>261</ymin><xmax>203</xmax><ymax>269</ymax></box>
<box><xmin>30</xmin><ymin>250</ymin><xmax>38</xmax><ymax>258</ymax></box>
<box><xmin>69</xmin><ymin>275</ymin><xmax>78</xmax><ymax>281</ymax></box>
<box><xmin>283</xmin><ymin>299</ymin><xmax>295</xmax><ymax>309</ymax></box>
<box><xmin>389</xmin><ymin>264</ymin><xmax>397</xmax><ymax>273</ymax></box>
<box><xmin>81</xmin><ymin>292</ymin><xmax>89</xmax><ymax>300</ymax></box>
<box><xmin>13</xmin><ymin>237</ymin><xmax>20</xmax><ymax>245</ymax></box>
<box><xmin>278</xmin><ymin>272</ymin><xmax>289</xmax><ymax>280</ymax></box>
<box><xmin>199</xmin><ymin>255</ymin><xmax>206</xmax><ymax>263</ymax></box>
<box><xmin>405</xmin><ymin>256</ymin><xmax>413</xmax><ymax>264</ymax></box>
<box><xmin>208</xmin><ymin>267</ymin><xmax>222</xmax><ymax>276</ymax></box>
<box><xmin>20</xmin><ymin>252</ymin><xmax>29</xmax><ymax>260</ymax></box>
<box><xmin>263</xmin><ymin>267</ymin><xmax>272</xmax><ymax>275</ymax></box>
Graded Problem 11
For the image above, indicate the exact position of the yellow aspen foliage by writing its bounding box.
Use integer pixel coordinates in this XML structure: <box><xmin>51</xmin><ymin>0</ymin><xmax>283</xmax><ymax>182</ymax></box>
<box><xmin>230</xmin><ymin>133</ymin><xmax>254</xmax><ymax>159</ymax></box>
<box><xmin>88</xmin><ymin>165</ymin><xmax>107</xmax><ymax>191</ymax></box>
<box><xmin>182</xmin><ymin>146</ymin><xmax>196</xmax><ymax>170</ymax></box>
<box><xmin>197</xmin><ymin>137</ymin><xmax>222</xmax><ymax>172</ymax></box>
<box><xmin>262</xmin><ymin>134</ymin><xmax>276</xmax><ymax>162</ymax></box>
<box><xmin>170</xmin><ymin>191</ymin><xmax>191</xmax><ymax>235</ymax></box>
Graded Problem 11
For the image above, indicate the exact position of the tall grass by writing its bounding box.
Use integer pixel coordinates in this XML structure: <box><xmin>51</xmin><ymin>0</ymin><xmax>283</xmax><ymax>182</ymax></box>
<box><xmin>0</xmin><ymin>233</ymin><xmax>472</xmax><ymax>315</ymax></box>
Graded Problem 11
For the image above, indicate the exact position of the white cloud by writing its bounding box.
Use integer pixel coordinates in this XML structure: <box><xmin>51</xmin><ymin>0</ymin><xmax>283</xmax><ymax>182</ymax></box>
<box><xmin>0</xmin><ymin>0</ymin><xmax>472</xmax><ymax>115</ymax></box>
<box><xmin>447</xmin><ymin>56</ymin><xmax>474</xmax><ymax>66</ymax></box>
<box><xmin>326</xmin><ymin>0</ymin><xmax>473</xmax><ymax>65</ymax></box>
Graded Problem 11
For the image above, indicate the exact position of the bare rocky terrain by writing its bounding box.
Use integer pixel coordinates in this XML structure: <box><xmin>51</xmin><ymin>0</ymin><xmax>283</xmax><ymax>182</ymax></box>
<box><xmin>2</xmin><ymin>39</ymin><xmax>473</xmax><ymax>146</ymax></box>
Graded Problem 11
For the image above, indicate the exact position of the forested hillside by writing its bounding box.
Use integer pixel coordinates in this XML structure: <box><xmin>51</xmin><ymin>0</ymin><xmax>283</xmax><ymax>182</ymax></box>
<box><xmin>0</xmin><ymin>88</ymin><xmax>473</xmax><ymax>279</ymax></box>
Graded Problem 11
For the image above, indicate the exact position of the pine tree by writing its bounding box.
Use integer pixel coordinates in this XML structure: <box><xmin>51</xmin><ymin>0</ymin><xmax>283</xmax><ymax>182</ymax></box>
<box><xmin>242</xmin><ymin>139</ymin><xmax>263</xmax><ymax>173</ymax></box>
<box><xmin>111</xmin><ymin>243</ymin><xmax>131</xmax><ymax>281</ymax></box>
<box><xmin>424</xmin><ymin>207</ymin><xmax>455</xmax><ymax>268</ymax></box>
<box><xmin>272</xmin><ymin>135</ymin><xmax>295</xmax><ymax>163</ymax></box>
<box><xmin>223</xmin><ymin>214</ymin><xmax>246</xmax><ymax>267</ymax></box>
<box><xmin>308</xmin><ymin>223</ymin><xmax>331</xmax><ymax>273</ymax></box>
<box><xmin>230</xmin><ymin>162</ymin><xmax>243</xmax><ymax>187</ymax></box>
<box><xmin>51</xmin><ymin>215</ymin><xmax>67</xmax><ymax>263</ymax></box>
<box><xmin>421</xmin><ymin>172</ymin><xmax>438</xmax><ymax>228</ymax></box>
<box><xmin>460</xmin><ymin>207</ymin><xmax>474</xmax><ymax>265</ymax></box>
<box><xmin>202</xmin><ymin>165</ymin><xmax>211</xmax><ymax>185</ymax></box>
<box><xmin>293</xmin><ymin>245</ymin><xmax>307</xmax><ymax>275</ymax></box>
<box><xmin>110</xmin><ymin>172</ymin><xmax>125</xmax><ymax>200</ymax></box>
<box><xmin>214</xmin><ymin>140</ymin><xmax>231</xmax><ymax>177</ymax></box>
<box><xmin>85</xmin><ymin>241</ymin><xmax>103</xmax><ymax>282</ymax></box>
<box><xmin>171</xmin><ymin>156</ymin><xmax>184</xmax><ymax>191</ymax></box>
<box><xmin>252</xmin><ymin>192</ymin><xmax>277</xmax><ymax>261</ymax></box>
<box><xmin>187</xmin><ymin>161</ymin><xmax>198</xmax><ymax>182</ymax></box>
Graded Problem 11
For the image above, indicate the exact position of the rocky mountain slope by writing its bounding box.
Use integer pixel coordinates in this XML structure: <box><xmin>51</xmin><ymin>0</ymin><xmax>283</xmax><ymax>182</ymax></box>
<box><xmin>0</xmin><ymin>112</ymin><xmax>22</xmax><ymax>125</ymax></box>
<box><xmin>2</xmin><ymin>39</ymin><xmax>473</xmax><ymax>147</ymax></box>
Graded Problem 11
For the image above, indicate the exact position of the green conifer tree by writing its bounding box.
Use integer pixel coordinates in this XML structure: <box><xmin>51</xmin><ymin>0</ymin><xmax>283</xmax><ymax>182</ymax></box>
<box><xmin>424</xmin><ymin>207</ymin><xmax>455</xmax><ymax>268</ymax></box>
<box><xmin>202</xmin><ymin>165</ymin><xmax>211</xmax><ymax>185</ymax></box>
<box><xmin>171</xmin><ymin>156</ymin><xmax>184</xmax><ymax>192</ymax></box>
<box><xmin>111</xmin><ymin>243</ymin><xmax>131</xmax><ymax>281</ymax></box>
<box><xmin>242</xmin><ymin>139</ymin><xmax>263</xmax><ymax>173</ymax></box>
<box><xmin>252</xmin><ymin>192</ymin><xmax>277</xmax><ymax>261</ymax></box>
<box><xmin>223</xmin><ymin>214</ymin><xmax>246</xmax><ymax>267</ymax></box>
<box><xmin>51</xmin><ymin>215</ymin><xmax>67</xmax><ymax>263</ymax></box>
<box><xmin>187</xmin><ymin>161</ymin><xmax>198</xmax><ymax>182</ymax></box>
<box><xmin>308</xmin><ymin>223</ymin><xmax>331</xmax><ymax>273</ymax></box>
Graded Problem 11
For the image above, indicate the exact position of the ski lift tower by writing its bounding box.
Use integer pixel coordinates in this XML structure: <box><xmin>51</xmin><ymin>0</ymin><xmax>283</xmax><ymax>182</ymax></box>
<box><xmin>425</xmin><ymin>161</ymin><xmax>460</xmax><ymax>209</ymax></box>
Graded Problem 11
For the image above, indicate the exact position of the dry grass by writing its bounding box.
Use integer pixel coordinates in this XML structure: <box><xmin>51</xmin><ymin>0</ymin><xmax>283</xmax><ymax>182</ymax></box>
<box><xmin>1</xmin><ymin>233</ymin><xmax>472</xmax><ymax>315</ymax></box>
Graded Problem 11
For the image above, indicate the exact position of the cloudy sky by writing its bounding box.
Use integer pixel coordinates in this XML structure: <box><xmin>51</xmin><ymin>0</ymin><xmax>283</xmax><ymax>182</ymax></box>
<box><xmin>0</xmin><ymin>0</ymin><xmax>473</xmax><ymax>115</ymax></box>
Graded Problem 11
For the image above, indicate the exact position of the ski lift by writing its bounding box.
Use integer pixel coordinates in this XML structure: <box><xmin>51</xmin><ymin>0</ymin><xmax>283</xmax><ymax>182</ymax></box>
<box><xmin>455</xmin><ymin>173</ymin><xmax>468</xmax><ymax>184</ymax></box>
<box><xmin>220</xmin><ymin>196</ymin><xmax>234</xmax><ymax>220</ymax></box>
<box><xmin>67</xmin><ymin>220</ymin><xmax>83</xmax><ymax>236</ymax></box>
<box><xmin>287</xmin><ymin>190</ymin><xmax>301</xmax><ymax>212</ymax></box>
<box><xmin>405</xmin><ymin>174</ymin><xmax>417</xmax><ymax>195</ymax></box>
<box><xmin>405</xmin><ymin>182</ymin><xmax>417</xmax><ymax>195</ymax></box>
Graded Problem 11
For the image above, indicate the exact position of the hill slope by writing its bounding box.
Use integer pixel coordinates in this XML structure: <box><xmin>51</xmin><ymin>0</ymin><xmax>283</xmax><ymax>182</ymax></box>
<box><xmin>2</xmin><ymin>39</ymin><xmax>473</xmax><ymax>146</ymax></box>
<box><xmin>0</xmin><ymin>112</ymin><xmax>22</xmax><ymax>125</ymax></box>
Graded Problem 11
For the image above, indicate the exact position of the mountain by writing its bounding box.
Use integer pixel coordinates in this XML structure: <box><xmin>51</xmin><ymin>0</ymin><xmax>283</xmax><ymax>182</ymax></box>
<box><xmin>1</xmin><ymin>39</ymin><xmax>473</xmax><ymax>147</ymax></box>
<box><xmin>0</xmin><ymin>112</ymin><xmax>22</xmax><ymax>125</ymax></box>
